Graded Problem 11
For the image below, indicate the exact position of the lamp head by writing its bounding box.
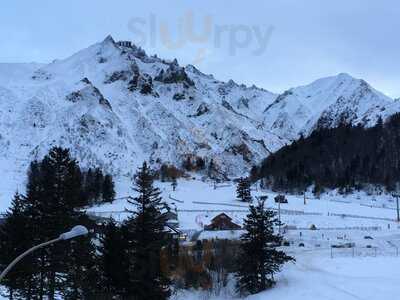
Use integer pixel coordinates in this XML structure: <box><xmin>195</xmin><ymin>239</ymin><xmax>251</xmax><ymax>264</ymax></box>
<box><xmin>59</xmin><ymin>225</ymin><xmax>88</xmax><ymax>241</ymax></box>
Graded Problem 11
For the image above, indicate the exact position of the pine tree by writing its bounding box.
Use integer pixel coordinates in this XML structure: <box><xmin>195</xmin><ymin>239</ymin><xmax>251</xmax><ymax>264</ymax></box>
<box><xmin>236</xmin><ymin>177</ymin><xmax>252</xmax><ymax>202</ymax></box>
<box><xmin>34</xmin><ymin>147</ymin><xmax>88</xmax><ymax>299</ymax></box>
<box><xmin>208</xmin><ymin>159</ymin><xmax>215</xmax><ymax>178</ymax></box>
<box><xmin>124</xmin><ymin>162</ymin><xmax>171</xmax><ymax>299</ymax></box>
<box><xmin>160</xmin><ymin>164</ymin><xmax>166</xmax><ymax>182</ymax></box>
<box><xmin>196</xmin><ymin>157</ymin><xmax>205</xmax><ymax>170</ymax></box>
<box><xmin>236</xmin><ymin>200</ymin><xmax>294</xmax><ymax>295</ymax></box>
<box><xmin>183</xmin><ymin>157</ymin><xmax>193</xmax><ymax>171</ymax></box>
<box><xmin>62</xmin><ymin>224</ymin><xmax>99</xmax><ymax>300</ymax></box>
<box><xmin>0</xmin><ymin>193</ymin><xmax>38</xmax><ymax>299</ymax></box>
<box><xmin>1</xmin><ymin>148</ymin><xmax>99</xmax><ymax>299</ymax></box>
<box><xmin>26</xmin><ymin>147</ymin><xmax>95</xmax><ymax>299</ymax></box>
<box><xmin>98</xmin><ymin>219</ymin><xmax>130</xmax><ymax>298</ymax></box>
<box><xmin>171</xmin><ymin>177</ymin><xmax>178</xmax><ymax>191</ymax></box>
<box><xmin>93</xmin><ymin>168</ymin><xmax>104</xmax><ymax>202</ymax></box>
<box><xmin>84</xmin><ymin>168</ymin><xmax>95</xmax><ymax>202</ymax></box>
<box><xmin>102</xmin><ymin>174</ymin><xmax>116</xmax><ymax>203</ymax></box>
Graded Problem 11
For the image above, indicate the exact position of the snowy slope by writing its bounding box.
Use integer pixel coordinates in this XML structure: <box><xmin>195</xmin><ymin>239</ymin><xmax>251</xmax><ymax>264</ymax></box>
<box><xmin>263</xmin><ymin>73</ymin><xmax>399</xmax><ymax>140</ymax></box>
<box><xmin>0</xmin><ymin>36</ymin><xmax>398</xmax><ymax>206</ymax></box>
<box><xmin>0</xmin><ymin>36</ymin><xmax>282</xmax><ymax>194</ymax></box>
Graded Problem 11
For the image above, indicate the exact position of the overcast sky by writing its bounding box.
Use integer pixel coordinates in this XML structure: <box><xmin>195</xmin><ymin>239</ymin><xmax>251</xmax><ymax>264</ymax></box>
<box><xmin>1</xmin><ymin>0</ymin><xmax>399</xmax><ymax>98</ymax></box>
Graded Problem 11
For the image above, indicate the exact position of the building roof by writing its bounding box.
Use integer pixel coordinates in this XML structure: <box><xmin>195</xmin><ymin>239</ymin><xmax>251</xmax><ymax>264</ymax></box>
<box><xmin>211</xmin><ymin>213</ymin><xmax>232</xmax><ymax>222</ymax></box>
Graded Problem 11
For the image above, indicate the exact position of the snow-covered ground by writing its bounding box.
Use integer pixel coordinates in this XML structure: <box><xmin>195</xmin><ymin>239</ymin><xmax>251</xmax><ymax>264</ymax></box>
<box><xmin>3</xmin><ymin>177</ymin><xmax>400</xmax><ymax>299</ymax></box>
<box><xmin>251</xmin><ymin>252</ymin><xmax>400</xmax><ymax>300</ymax></box>
<box><xmin>86</xmin><ymin>178</ymin><xmax>400</xmax><ymax>299</ymax></box>
<box><xmin>88</xmin><ymin>178</ymin><xmax>400</xmax><ymax>231</ymax></box>
<box><xmin>173</xmin><ymin>252</ymin><xmax>400</xmax><ymax>300</ymax></box>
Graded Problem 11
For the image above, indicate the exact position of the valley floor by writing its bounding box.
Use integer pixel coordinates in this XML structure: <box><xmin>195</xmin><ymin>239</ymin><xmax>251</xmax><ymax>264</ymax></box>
<box><xmin>173</xmin><ymin>252</ymin><xmax>400</xmax><ymax>300</ymax></box>
<box><xmin>86</xmin><ymin>177</ymin><xmax>400</xmax><ymax>299</ymax></box>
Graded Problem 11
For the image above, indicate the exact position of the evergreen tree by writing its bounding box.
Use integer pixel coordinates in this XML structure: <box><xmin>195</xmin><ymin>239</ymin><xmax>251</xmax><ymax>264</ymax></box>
<box><xmin>124</xmin><ymin>162</ymin><xmax>171</xmax><ymax>299</ymax></box>
<box><xmin>183</xmin><ymin>157</ymin><xmax>193</xmax><ymax>171</ymax></box>
<box><xmin>208</xmin><ymin>159</ymin><xmax>215</xmax><ymax>178</ymax></box>
<box><xmin>84</xmin><ymin>168</ymin><xmax>95</xmax><ymax>202</ymax></box>
<box><xmin>98</xmin><ymin>219</ymin><xmax>130</xmax><ymax>298</ymax></box>
<box><xmin>33</xmin><ymin>147</ymin><xmax>89</xmax><ymax>299</ymax></box>
<box><xmin>23</xmin><ymin>148</ymin><xmax>96</xmax><ymax>299</ymax></box>
<box><xmin>258</xmin><ymin>113</ymin><xmax>400</xmax><ymax>192</ymax></box>
<box><xmin>62</xmin><ymin>222</ymin><xmax>99</xmax><ymax>300</ymax></box>
<box><xmin>160</xmin><ymin>164</ymin><xmax>168</xmax><ymax>182</ymax></box>
<box><xmin>0</xmin><ymin>193</ymin><xmax>38</xmax><ymax>299</ymax></box>
<box><xmin>171</xmin><ymin>177</ymin><xmax>178</xmax><ymax>191</ymax></box>
<box><xmin>93</xmin><ymin>168</ymin><xmax>104</xmax><ymax>202</ymax></box>
<box><xmin>102</xmin><ymin>174</ymin><xmax>116</xmax><ymax>203</ymax></box>
<box><xmin>196</xmin><ymin>157</ymin><xmax>205</xmax><ymax>170</ymax></box>
<box><xmin>0</xmin><ymin>148</ymin><xmax>99</xmax><ymax>299</ymax></box>
<box><xmin>236</xmin><ymin>177</ymin><xmax>252</xmax><ymax>202</ymax></box>
<box><xmin>236</xmin><ymin>200</ymin><xmax>294</xmax><ymax>295</ymax></box>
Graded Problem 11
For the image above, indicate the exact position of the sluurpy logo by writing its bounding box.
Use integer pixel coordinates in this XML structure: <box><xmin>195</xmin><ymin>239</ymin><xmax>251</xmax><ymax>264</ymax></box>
<box><xmin>128</xmin><ymin>10</ymin><xmax>274</xmax><ymax>64</ymax></box>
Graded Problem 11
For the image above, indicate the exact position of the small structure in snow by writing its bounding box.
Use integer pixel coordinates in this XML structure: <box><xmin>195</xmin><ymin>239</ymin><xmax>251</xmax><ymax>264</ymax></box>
<box><xmin>117</xmin><ymin>41</ymin><xmax>132</xmax><ymax>48</ymax></box>
<box><xmin>257</xmin><ymin>195</ymin><xmax>268</xmax><ymax>201</ymax></box>
<box><xmin>204</xmin><ymin>213</ymin><xmax>241</xmax><ymax>231</ymax></box>
<box><xmin>165</xmin><ymin>224</ymin><xmax>187</xmax><ymax>241</ymax></box>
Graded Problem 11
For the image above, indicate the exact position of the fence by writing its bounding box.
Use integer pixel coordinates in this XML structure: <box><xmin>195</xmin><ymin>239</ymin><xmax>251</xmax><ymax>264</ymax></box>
<box><xmin>330</xmin><ymin>246</ymin><xmax>399</xmax><ymax>258</ymax></box>
<box><xmin>169</xmin><ymin>195</ymin><xmax>184</xmax><ymax>203</ymax></box>
<box><xmin>192</xmin><ymin>201</ymin><xmax>248</xmax><ymax>208</ymax></box>
<box><xmin>285</xmin><ymin>245</ymin><xmax>400</xmax><ymax>259</ymax></box>
<box><xmin>359</xmin><ymin>203</ymin><xmax>397</xmax><ymax>211</ymax></box>
<box><xmin>274</xmin><ymin>208</ymin><xmax>323</xmax><ymax>216</ymax></box>
<box><xmin>329</xmin><ymin>199</ymin><xmax>352</xmax><ymax>204</ymax></box>
<box><xmin>177</xmin><ymin>209</ymin><xmax>248</xmax><ymax>213</ymax></box>
<box><xmin>288</xmin><ymin>226</ymin><xmax>382</xmax><ymax>231</ymax></box>
<box><xmin>329</xmin><ymin>213</ymin><xmax>395</xmax><ymax>222</ymax></box>
<box><xmin>188</xmin><ymin>201</ymin><xmax>324</xmax><ymax>217</ymax></box>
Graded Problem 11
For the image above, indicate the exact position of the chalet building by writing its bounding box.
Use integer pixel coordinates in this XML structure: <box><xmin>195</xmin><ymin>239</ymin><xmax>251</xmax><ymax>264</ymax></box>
<box><xmin>204</xmin><ymin>213</ymin><xmax>241</xmax><ymax>231</ymax></box>
<box><xmin>165</xmin><ymin>224</ymin><xmax>187</xmax><ymax>241</ymax></box>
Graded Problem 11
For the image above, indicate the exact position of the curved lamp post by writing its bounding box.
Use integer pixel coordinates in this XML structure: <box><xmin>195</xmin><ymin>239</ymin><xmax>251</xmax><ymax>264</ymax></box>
<box><xmin>0</xmin><ymin>225</ymin><xmax>88</xmax><ymax>282</ymax></box>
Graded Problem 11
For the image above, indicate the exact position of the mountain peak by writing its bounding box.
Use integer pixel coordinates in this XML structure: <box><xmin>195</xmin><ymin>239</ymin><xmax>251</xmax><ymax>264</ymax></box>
<box><xmin>0</xmin><ymin>38</ymin><xmax>398</xmax><ymax>209</ymax></box>
<box><xmin>102</xmin><ymin>35</ymin><xmax>116</xmax><ymax>45</ymax></box>
<box><xmin>336</xmin><ymin>72</ymin><xmax>355</xmax><ymax>80</ymax></box>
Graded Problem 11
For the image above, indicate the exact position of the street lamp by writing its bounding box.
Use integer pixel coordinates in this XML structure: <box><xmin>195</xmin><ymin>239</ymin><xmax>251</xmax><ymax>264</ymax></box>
<box><xmin>0</xmin><ymin>225</ymin><xmax>88</xmax><ymax>282</ymax></box>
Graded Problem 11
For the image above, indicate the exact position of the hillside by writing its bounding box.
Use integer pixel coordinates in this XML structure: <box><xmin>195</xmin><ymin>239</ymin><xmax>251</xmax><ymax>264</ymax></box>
<box><xmin>263</xmin><ymin>73</ymin><xmax>400</xmax><ymax>140</ymax></box>
<box><xmin>257</xmin><ymin>113</ymin><xmax>400</xmax><ymax>193</ymax></box>
<box><xmin>0</xmin><ymin>36</ymin><xmax>399</xmax><ymax>206</ymax></box>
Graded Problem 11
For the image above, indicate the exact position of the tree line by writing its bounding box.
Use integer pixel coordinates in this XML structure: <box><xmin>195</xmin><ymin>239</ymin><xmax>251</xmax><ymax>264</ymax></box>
<box><xmin>82</xmin><ymin>167</ymin><xmax>116</xmax><ymax>205</ymax></box>
<box><xmin>255</xmin><ymin>114</ymin><xmax>400</xmax><ymax>194</ymax></box>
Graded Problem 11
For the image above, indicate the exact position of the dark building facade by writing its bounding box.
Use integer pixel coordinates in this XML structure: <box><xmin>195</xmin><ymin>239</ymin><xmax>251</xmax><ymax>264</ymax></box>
<box><xmin>204</xmin><ymin>213</ymin><xmax>241</xmax><ymax>231</ymax></box>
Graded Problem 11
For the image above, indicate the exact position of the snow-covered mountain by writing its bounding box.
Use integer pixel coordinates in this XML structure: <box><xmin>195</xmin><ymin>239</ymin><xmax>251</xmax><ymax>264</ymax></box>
<box><xmin>0</xmin><ymin>36</ymin><xmax>398</xmax><ymax>198</ymax></box>
<box><xmin>263</xmin><ymin>73</ymin><xmax>400</xmax><ymax>140</ymax></box>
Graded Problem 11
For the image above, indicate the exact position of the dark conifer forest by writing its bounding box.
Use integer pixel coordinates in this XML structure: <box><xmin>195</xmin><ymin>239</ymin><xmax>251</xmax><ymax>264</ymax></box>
<box><xmin>256</xmin><ymin>114</ymin><xmax>400</xmax><ymax>193</ymax></box>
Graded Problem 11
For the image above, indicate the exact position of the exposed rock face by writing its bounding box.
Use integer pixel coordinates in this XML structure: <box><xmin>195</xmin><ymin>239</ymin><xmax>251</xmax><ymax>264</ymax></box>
<box><xmin>0</xmin><ymin>36</ymin><xmax>398</xmax><ymax>200</ymax></box>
